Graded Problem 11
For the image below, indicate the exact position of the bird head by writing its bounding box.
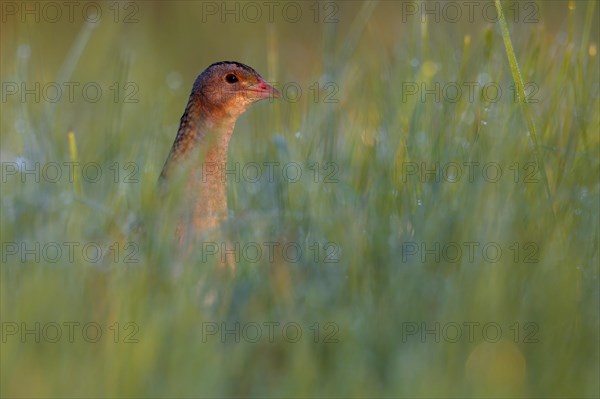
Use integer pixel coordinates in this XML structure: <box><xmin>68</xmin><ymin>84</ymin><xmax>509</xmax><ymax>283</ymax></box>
<box><xmin>194</xmin><ymin>61</ymin><xmax>280</xmax><ymax>118</ymax></box>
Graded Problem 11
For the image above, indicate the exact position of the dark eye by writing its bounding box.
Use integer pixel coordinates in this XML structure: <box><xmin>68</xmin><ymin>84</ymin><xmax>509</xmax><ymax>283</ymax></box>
<box><xmin>225</xmin><ymin>74</ymin><xmax>238</xmax><ymax>83</ymax></box>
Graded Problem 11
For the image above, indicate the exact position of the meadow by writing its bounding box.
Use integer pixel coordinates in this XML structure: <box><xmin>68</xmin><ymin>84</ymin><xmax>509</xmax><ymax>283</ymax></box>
<box><xmin>1</xmin><ymin>1</ymin><xmax>598</xmax><ymax>397</ymax></box>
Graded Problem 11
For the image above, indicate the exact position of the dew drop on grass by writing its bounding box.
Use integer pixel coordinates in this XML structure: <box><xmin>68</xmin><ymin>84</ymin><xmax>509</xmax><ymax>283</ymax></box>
<box><xmin>273</xmin><ymin>134</ymin><xmax>287</xmax><ymax>148</ymax></box>
<box><xmin>15</xmin><ymin>156</ymin><xmax>29</xmax><ymax>171</ymax></box>
<box><xmin>15</xmin><ymin>118</ymin><xmax>28</xmax><ymax>133</ymax></box>
<box><xmin>459</xmin><ymin>139</ymin><xmax>470</xmax><ymax>151</ymax></box>
<box><xmin>59</xmin><ymin>191</ymin><xmax>74</xmax><ymax>205</ymax></box>
<box><xmin>476</xmin><ymin>72</ymin><xmax>491</xmax><ymax>86</ymax></box>
<box><xmin>166</xmin><ymin>71</ymin><xmax>183</xmax><ymax>90</ymax></box>
<box><xmin>203</xmin><ymin>289</ymin><xmax>217</xmax><ymax>308</ymax></box>
<box><xmin>17</xmin><ymin>44</ymin><xmax>30</xmax><ymax>59</ymax></box>
<box><xmin>462</xmin><ymin>111</ymin><xmax>475</xmax><ymax>125</ymax></box>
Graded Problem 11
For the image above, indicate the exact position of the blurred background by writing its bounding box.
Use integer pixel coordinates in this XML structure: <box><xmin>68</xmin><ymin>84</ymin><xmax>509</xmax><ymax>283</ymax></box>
<box><xmin>1</xmin><ymin>1</ymin><xmax>599</xmax><ymax>397</ymax></box>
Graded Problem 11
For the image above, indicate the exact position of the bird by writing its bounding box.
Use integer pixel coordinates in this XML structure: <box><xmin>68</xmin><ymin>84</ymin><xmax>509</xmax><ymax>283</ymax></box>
<box><xmin>159</xmin><ymin>61</ymin><xmax>280</xmax><ymax>246</ymax></box>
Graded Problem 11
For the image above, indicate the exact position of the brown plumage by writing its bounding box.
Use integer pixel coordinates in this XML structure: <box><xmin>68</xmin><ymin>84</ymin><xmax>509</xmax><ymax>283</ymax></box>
<box><xmin>159</xmin><ymin>61</ymin><xmax>280</xmax><ymax>244</ymax></box>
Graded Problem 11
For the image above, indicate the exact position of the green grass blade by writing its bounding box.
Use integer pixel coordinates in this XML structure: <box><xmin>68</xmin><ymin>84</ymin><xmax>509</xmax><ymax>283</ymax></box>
<box><xmin>494</xmin><ymin>0</ymin><xmax>553</xmax><ymax>205</ymax></box>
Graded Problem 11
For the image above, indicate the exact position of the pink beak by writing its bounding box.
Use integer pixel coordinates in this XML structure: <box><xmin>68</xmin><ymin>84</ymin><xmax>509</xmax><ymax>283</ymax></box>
<box><xmin>249</xmin><ymin>77</ymin><xmax>281</xmax><ymax>99</ymax></box>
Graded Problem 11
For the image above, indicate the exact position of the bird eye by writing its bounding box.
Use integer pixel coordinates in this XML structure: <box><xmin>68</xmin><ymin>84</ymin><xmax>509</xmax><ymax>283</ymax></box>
<box><xmin>225</xmin><ymin>74</ymin><xmax>238</xmax><ymax>83</ymax></box>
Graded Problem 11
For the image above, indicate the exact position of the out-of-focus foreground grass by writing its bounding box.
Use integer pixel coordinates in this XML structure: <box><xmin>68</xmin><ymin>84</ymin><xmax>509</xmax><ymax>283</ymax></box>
<box><xmin>1</xmin><ymin>1</ymin><xmax>598</xmax><ymax>397</ymax></box>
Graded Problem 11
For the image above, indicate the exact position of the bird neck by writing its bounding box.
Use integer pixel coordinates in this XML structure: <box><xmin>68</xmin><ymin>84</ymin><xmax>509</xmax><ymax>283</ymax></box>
<box><xmin>173</xmin><ymin>97</ymin><xmax>238</xmax><ymax>161</ymax></box>
<box><xmin>161</xmin><ymin>93</ymin><xmax>245</xmax><ymax>243</ymax></box>
<box><xmin>195</xmin><ymin>120</ymin><xmax>235</xmax><ymax>219</ymax></box>
<box><xmin>182</xmin><ymin>102</ymin><xmax>239</xmax><ymax>236</ymax></box>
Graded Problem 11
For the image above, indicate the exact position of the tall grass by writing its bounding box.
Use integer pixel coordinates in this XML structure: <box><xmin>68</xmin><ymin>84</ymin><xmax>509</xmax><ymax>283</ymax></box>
<box><xmin>1</xmin><ymin>1</ymin><xmax>598</xmax><ymax>397</ymax></box>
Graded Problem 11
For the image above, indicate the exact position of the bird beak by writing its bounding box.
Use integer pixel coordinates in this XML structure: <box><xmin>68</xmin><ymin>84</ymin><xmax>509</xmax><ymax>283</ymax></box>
<box><xmin>248</xmin><ymin>77</ymin><xmax>280</xmax><ymax>100</ymax></box>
